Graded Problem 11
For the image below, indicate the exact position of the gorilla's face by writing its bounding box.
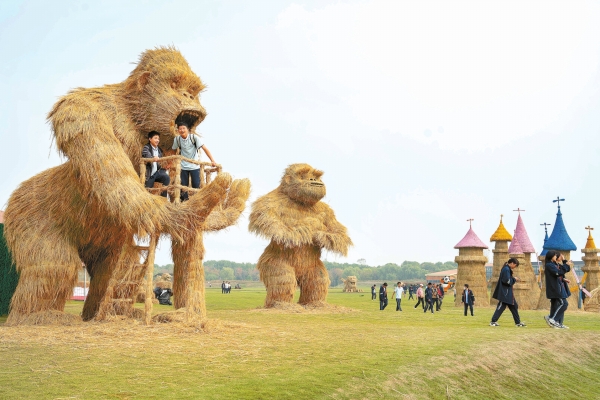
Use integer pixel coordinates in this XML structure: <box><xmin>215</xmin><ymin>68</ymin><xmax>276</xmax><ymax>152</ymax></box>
<box><xmin>139</xmin><ymin>70</ymin><xmax>206</xmax><ymax>149</ymax></box>
<box><xmin>281</xmin><ymin>164</ymin><xmax>326</xmax><ymax>206</ymax></box>
<box><xmin>126</xmin><ymin>49</ymin><xmax>208</xmax><ymax>149</ymax></box>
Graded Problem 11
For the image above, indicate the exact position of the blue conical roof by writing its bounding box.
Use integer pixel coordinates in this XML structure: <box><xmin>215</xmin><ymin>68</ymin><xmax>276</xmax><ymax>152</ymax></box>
<box><xmin>543</xmin><ymin>208</ymin><xmax>576</xmax><ymax>251</ymax></box>
<box><xmin>540</xmin><ymin>231</ymin><xmax>549</xmax><ymax>256</ymax></box>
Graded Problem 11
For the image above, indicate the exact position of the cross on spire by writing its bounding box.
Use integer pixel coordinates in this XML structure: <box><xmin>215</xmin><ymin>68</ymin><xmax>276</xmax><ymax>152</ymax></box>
<box><xmin>513</xmin><ymin>208</ymin><xmax>525</xmax><ymax>214</ymax></box>
<box><xmin>553</xmin><ymin>196</ymin><xmax>565</xmax><ymax>209</ymax></box>
<box><xmin>467</xmin><ymin>218</ymin><xmax>474</xmax><ymax>227</ymax></box>
<box><xmin>540</xmin><ymin>222</ymin><xmax>551</xmax><ymax>234</ymax></box>
<box><xmin>586</xmin><ymin>226</ymin><xmax>594</xmax><ymax>235</ymax></box>
<box><xmin>500</xmin><ymin>214</ymin><xmax>504</xmax><ymax>221</ymax></box>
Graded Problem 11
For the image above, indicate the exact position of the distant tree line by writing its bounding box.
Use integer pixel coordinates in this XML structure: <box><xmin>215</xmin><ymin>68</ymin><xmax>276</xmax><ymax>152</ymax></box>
<box><xmin>153</xmin><ymin>260</ymin><xmax>457</xmax><ymax>286</ymax></box>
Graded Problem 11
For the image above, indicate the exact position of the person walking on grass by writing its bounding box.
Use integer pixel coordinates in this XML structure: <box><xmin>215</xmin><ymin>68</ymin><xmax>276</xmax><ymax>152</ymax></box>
<box><xmin>461</xmin><ymin>284</ymin><xmax>475</xmax><ymax>316</ymax></box>
<box><xmin>371</xmin><ymin>284</ymin><xmax>377</xmax><ymax>301</ymax></box>
<box><xmin>394</xmin><ymin>282</ymin><xmax>404</xmax><ymax>311</ymax></box>
<box><xmin>414</xmin><ymin>284</ymin><xmax>425</xmax><ymax>309</ymax></box>
<box><xmin>438</xmin><ymin>283</ymin><xmax>444</xmax><ymax>310</ymax></box>
<box><xmin>379</xmin><ymin>283</ymin><xmax>388</xmax><ymax>310</ymax></box>
<box><xmin>424</xmin><ymin>283</ymin><xmax>434</xmax><ymax>313</ymax></box>
<box><xmin>544</xmin><ymin>250</ymin><xmax>572</xmax><ymax>329</ymax></box>
<box><xmin>408</xmin><ymin>285</ymin><xmax>414</xmax><ymax>300</ymax></box>
<box><xmin>490</xmin><ymin>258</ymin><xmax>526</xmax><ymax>327</ymax></box>
<box><xmin>431</xmin><ymin>283</ymin><xmax>439</xmax><ymax>311</ymax></box>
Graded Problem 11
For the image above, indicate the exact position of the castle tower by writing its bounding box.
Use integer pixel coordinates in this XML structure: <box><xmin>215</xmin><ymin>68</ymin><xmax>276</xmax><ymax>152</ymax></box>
<box><xmin>454</xmin><ymin>219</ymin><xmax>490</xmax><ymax>307</ymax></box>
<box><xmin>537</xmin><ymin>197</ymin><xmax>578</xmax><ymax>310</ymax></box>
<box><xmin>511</xmin><ymin>209</ymin><xmax>540</xmax><ymax>308</ymax></box>
<box><xmin>582</xmin><ymin>227</ymin><xmax>600</xmax><ymax>295</ymax></box>
<box><xmin>507</xmin><ymin>233</ymin><xmax>536</xmax><ymax>309</ymax></box>
<box><xmin>535</xmin><ymin>223</ymin><xmax>551</xmax><ymax>309</ymax></box>
<box><xmin>489</xmin><ymin>214</ymin><xmax>512</xmax><ymax>290</ymax></box>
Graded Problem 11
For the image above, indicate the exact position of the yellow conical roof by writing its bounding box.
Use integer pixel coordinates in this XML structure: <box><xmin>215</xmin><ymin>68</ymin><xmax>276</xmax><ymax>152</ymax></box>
<box><xmin>584</xmin><ymin>229</ymin><xmax>597</xmax><ymax>249</ymax></box>
<box><xmin>490</xmin><ymin>215</ymin><xmax>513</xmax><ymax>242</ymax></box>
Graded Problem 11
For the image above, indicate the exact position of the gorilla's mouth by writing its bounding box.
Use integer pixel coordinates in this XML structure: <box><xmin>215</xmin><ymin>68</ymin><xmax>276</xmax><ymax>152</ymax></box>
<box><xmin>174</xmin><ymin>110</ymin><xmax>203</xmax><ymax>131</ymax></box>
<box><xmin>310</xmin><ymin>182</ymin><xmax>324</xmax><ymax>187</ymax></box>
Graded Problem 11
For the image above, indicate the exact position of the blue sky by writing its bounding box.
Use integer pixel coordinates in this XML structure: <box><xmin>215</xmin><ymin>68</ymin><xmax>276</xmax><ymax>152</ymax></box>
<box><xmin>1</xmin><ymin>0</ymin><xmax>600</xmax><ymax>266</ymax></box>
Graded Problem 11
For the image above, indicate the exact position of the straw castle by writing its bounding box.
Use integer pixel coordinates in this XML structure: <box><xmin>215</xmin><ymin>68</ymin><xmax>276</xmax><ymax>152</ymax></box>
<box><xmin>249</xmin><ymin>164</ymin><xmax>352</xmax><ymax>307</ymax></box>
<box><xmin>4</xmin><ymin>47</ymin><xmax>250</xmax><ymax>325</ymax></box>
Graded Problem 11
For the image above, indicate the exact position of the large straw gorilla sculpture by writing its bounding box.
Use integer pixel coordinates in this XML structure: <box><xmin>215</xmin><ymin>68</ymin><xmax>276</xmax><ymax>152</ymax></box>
<box><xmin>4</xmin><ymin>47</ymin><xmax>250</xmax><ymax>324</ymax></box>
<box><xmin>249</xmin><ymin>164</ymin><xmax>352</xmax><ymax>307</ymax></box>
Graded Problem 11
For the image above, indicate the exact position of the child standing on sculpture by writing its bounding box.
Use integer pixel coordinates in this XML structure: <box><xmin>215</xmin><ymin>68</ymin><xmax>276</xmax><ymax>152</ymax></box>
<box><xmin>249</xmin><ymin>164</ymin><xmax>352</xmax><ymax>307</ymax></box>
<box><xmin>172</xmin><ymin>121</ymin><xmax>217</xmax><ymax>201</ymax></box>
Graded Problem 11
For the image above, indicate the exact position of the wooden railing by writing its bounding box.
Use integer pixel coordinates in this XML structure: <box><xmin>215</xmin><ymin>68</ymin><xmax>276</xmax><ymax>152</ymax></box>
<box><xmin>139</xmin><ymin>155</ymin><xmax>222</xmax><ymax>203</ymax></box>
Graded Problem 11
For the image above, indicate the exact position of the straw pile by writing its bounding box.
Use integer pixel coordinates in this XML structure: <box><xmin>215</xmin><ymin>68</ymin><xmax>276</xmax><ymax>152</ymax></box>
<box><xmin>249</xmin><ymin>164</ymin><xmax>352</xmax><ymax>308</ymax></box>
<box><xmin>454</xmin><ymin>248</ymin><xmax>490</xmax><ymax>307</ymax></box>
<box><xmin>489</xmin><ymin>216</ymin><xmax>512</xmax><ymax>289</ymax></box>
<box><xmin>341</xmin><ymin>276</ymin><xmax>362</xmax><ymax>293</ymax></box>
<box><xmin>581</xmin><ymin>241</ymin><xmax>600</xmax><ymax>294</ymax></box>
<box><xmin>584</xmin><ymin>287</ymin><xmax>600</xmax><ymax>313</ymax></box>
<box><xmin>3</xmin><ymin>47</ymin><xmax>250</xmax><ymax>325</ymax></box>
<box><xmin>250</xmin><ymin>301</ymin><xmax>356</xmax><ymax>314</ymax></box>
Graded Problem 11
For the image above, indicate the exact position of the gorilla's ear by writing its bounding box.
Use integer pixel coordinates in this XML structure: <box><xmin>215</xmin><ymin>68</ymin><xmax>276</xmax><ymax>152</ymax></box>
<box><xmin>137</xmin><ymin>71</ymin><xmax>151</xmax><ymax>91</ymax></box>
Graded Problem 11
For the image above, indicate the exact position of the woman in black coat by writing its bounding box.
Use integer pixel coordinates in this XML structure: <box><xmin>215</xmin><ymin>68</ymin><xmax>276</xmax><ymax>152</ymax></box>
<box><xmin>544</xmin><ymin>250</ymin><xmax>572</xmax><ymax>329</ymax></box>
<box><xmin>490</xmin><ymin>258</ymin><xmax>526</xmax><ymax>327</ymax></box>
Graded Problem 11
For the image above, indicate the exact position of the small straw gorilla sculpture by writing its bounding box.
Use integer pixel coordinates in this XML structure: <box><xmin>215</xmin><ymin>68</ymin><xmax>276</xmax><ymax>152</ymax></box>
<box><xmin>249</xmin><ymin>164</ymin><xmax>352</xmax><ymax>307</ymax></box>
<box><xmin>4</xmin><ymin>47</ymin><xmax>249</xmax><ymax>325</ymax></box>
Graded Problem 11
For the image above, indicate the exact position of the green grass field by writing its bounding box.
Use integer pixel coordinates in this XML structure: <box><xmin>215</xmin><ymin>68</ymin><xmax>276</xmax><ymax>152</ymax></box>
<box><xmin>1</xmin><ymin>287</ymin><xmax>599</xmax><ymax>399</ymax></box>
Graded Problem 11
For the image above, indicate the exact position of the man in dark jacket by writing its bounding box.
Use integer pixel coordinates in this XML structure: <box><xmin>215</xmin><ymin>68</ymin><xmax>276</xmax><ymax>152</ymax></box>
<box><xmin>461</xmin><ymin>284</ymin><xmax>475</xmax><ymax>316</ymax></box>
<box><xmin>424</xmin><ymin>283</ymin><xmax>434</xmax><ymax>313</ymax></box>
<box><xmin>490</xmin><ymin>258</ymin><xmax>526</xmax><ymax>327</ymax></box>
<box><xmin>379</xmin><ymin>283</ymin><xmax>388</xmax><ymax>310</ymax></box>
<box><xmin>142</xmin><ymin>131</ymin><xmax>170</xmax><ymax>197</ymax></box>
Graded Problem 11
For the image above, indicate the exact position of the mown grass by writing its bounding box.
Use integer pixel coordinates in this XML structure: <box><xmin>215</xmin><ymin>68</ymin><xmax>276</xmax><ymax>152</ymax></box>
<box><xmin>1</xmin><ymin>286</ymin><xmax>599</xmax><ymax>399</ymax></box>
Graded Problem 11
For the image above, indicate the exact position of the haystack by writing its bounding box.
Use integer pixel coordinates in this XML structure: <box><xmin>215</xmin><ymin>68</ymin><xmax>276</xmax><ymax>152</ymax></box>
<box><xmin>581</xmin><ymin>228</ymin><xmax>600</xmax><ymax>298</ymax></box>
<box><xmin>341</xmin><ymin>276</ymin><xmax>362</xmax><ymax>293</ymax></box>
<box><xmin>584</xmin><ymin>287</ymin><xmax>600</xmax><ymax>313</ymax></box>
<box><xmin>3</xmin><ymin>47</ymin><xmax>250</xmax><ymax>325</ymax></box>
<box><xmin>510</xmin><ymin>212</ymin><xmax>540</xmax><ymax>309</ymax></box>
<box><xmin>508</xmin><ymin>235</ymin><xmax>536</xmax><ymax>310</ymax></box>
<box><xmin>249</xmin><ymin>164</ymin><xmax>352</xmax><ymax>308</ymax></box>
<box><xmin>453</xmin><ymin>222</ymin><xmax>490</xmax><ymax>307</ymax></box>
<box><xmin>489</xmin><ymin>215</ymin><xmax>512</xmax><ymax>290</ymax></box>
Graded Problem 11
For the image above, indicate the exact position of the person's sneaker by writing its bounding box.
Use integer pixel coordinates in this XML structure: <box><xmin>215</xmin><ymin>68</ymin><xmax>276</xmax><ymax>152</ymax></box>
<box><xmin>490</xmin><ymin>322</ymin><xmax>499</xmax><ymax>326</ymax></box>
<box><xmin>548</xmin><ymin>317</ymin><xmax>559</xmax><ymax>327</ymax></box>
<box><xmin>560</xmin><ymin>324</ymin><xmax>569</xmax><ymax>329</ymax></box>
<box><xmin>544</xmin><ymin>315</ymin><xmax>554</xmax><ymax>327</ymax></box>
<box><xmin>516</xmin><ymin>323</ymin><xmax>527</xmax><ymax>327</ymax></box>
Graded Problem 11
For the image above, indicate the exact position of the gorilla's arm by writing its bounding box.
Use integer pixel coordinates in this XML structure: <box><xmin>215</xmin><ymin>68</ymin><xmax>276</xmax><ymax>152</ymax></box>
<box><xmin>50</xmin><ymin>96</ymin><xmax>169</xmax><ymax>235</ymax></box>
<box><xmin>203</xmin><ymin>178</ymin><xmax>251</xmax><ymax>231</ymax></box>
<box><xmin>313</xmin><ymin>204</ymin><xmax>353</xmax><ymax>256</ymax></box>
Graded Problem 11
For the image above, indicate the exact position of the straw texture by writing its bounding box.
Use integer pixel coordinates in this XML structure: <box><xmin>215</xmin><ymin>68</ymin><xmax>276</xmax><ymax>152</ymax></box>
<box><xmin>249</xmin><ymin>164</ymin><xmax>352</xmax><ymax>307</ymax></box>
<box><xmin>454</xmin><ymin>247</ymin><xmax>490</xmax><ymax>307</ymax></box>
<box><xmin>341</xmin><ymin>276</ymin><xmax>362</xmax><ymax>293</ymax></box>
<box><xmin>3</xmin><ymin>47</ymin><xmax>250</xmax><ymax>325</ymax></box>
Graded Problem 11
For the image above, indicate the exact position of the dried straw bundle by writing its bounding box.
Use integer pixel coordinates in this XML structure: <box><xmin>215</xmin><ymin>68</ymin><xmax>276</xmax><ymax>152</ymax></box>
<box><xmin>584</xmin><ymin>287</ymin><xmax>600</xmax><ymax>313</ymax></box>
<box><xmin>454</xmin><ymin>248</ymin><xmax>490</xmax><ymax>307</ymax></box>
<box><xmin>249</xmin><ymin>164</ymin><xmax>352</xmax><ymax>307</ymax></box>
<box><xmin>4</xmin><ymin>47</ymin><xmax>250</xmax><ymax>325</ymax></box>
<box><xmin>489</xmin><ymin>240</ymin><xmax>509</xmax><ymax>290</ymax></box>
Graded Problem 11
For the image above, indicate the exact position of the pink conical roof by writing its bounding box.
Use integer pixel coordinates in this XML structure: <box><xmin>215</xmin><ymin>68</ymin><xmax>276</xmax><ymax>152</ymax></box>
<box><xmin>454</xmin><ymin>227</ymin><xmax>489</xmax><ymax>249</ymax></box>
<box><xmin>514</xmin><ymin>214</ymin><xmax>535</xmax><ymax>253</ymax></box>
<box><xmin>508</xmin><ymin>232</ymin><xmax>524</xmax><ymax>254</ymax></box>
